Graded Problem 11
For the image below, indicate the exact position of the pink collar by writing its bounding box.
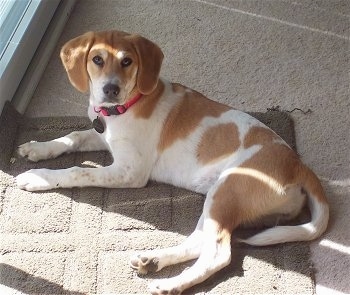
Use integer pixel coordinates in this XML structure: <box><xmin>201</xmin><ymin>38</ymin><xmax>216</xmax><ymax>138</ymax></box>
<box><xmin>94</xmin><ymin>93</ymin><xmax>143</xmax><ymax>116</ymax></box>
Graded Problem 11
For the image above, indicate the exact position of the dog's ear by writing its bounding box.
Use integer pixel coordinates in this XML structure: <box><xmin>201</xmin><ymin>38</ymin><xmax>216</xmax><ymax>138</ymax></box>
<box><xmin>60</xmin><ymin>32</ymin><xmax>94</xmax><ymax>93</ymax></box>
<box><xmin>130</xmin><ymin>35</ymin><xmax>164</xmax><ymax>95</ymax></box>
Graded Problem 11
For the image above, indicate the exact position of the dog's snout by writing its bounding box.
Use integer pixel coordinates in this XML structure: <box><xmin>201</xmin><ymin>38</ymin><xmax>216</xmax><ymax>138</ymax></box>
<box><xmin>103</xmin><ymin>83</ymin><xmax>120</xmax><ymax>100</ymax></box>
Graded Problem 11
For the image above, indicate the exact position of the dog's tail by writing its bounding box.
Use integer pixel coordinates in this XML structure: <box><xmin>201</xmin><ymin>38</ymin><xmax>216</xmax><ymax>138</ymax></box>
<box><xmin>240</xmin><ymin>166</ymin><xmax>329</xmax><ymax>246</ymax></box>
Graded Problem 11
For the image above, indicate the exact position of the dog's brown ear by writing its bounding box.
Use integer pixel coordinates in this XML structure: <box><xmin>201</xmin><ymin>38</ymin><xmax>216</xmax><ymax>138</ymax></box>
<box><xmin>60</xmin><ymin>32</ymin><xmax>94</xmax><ymax>93</ymax></box>
<box><xmin>130</xmin><ymin>35</ymin><xmax>164</xmax><ymax>95</ymax></box>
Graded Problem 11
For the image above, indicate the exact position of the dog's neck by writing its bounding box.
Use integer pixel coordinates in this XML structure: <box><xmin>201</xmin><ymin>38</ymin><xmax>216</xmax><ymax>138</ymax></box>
<box><xmin>93</xmin><ymin>92</ymin><xmax>143</xmax><ymax>116</ymax></box>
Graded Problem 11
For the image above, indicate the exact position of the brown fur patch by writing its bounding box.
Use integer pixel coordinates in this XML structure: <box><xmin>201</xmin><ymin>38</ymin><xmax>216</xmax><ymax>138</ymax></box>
<box><xmin>197</xmin><ymin>123</ymin><xmax>240</xmax><ymax>164</ymax></box>
<box><xmin>132</xmin><ymin>80</ymin><xmax>165</xmax><ymax>119</ymax></box>
<box><xmin>209</xmin><ymin>123</ymin><xmax>328</xmax><ymax>232</ymax></box>
<box><xmin>209</xmin><ymin>173</ymin><xmax>279</xmax><ymax>231</ymax></box>
<box><xmin>242</xmin><ymin>144</ymin><xmax>300</xmax><ymax>187</ymax></box>
<box><xmin>209</xmin><ymin>144</ymin><xmax>302</xmax><ymax>230</ymax></box>
<box><xmin>158</xmin><ymin>84</ymin><xmax>231</xmax><ymax>151</ymax></box>
<box><xmin>209</xmin><ymin>141</ymin><xmax>328</xmax><ymax>232</ymax></box>
<box><xmin>244</xmin><ymin>126</ymin><xmax>281</xmax><ymax>148</ymax></box>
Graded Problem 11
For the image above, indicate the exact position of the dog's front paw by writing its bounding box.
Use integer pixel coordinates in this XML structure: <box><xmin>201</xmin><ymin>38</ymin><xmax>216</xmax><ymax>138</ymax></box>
<box><xmin>149</xmin><ymin>279</ymin><xmax>182</xmax><ymax>295</ymax></box>
<box><xmin>18</xmin><ymin>141</ymin><xmax>53</xmax><ymax>162</ymax></box>
<box><xmin>130</xmin><ymin>253</ymin><xmax>160</xmax><ymax>274</ymax></box>
<box><xmin>16</xmin><ymin>169</ymin><xmax>58</xmax><ymax>191</ymax></box>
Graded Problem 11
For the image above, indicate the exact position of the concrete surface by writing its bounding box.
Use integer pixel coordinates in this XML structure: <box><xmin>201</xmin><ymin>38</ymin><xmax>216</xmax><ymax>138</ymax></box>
<box><xmin>8</xmin><ymin>0</ymin><xmax>350</xmax><ymax>294</ymax></box>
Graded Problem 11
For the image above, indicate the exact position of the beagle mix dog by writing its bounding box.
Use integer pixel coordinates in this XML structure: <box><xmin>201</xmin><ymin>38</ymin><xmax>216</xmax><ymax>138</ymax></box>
<box><xmin>16</xmin><ymin>31</ymin><xmax>329</xmax><ymax>295</ymax></box>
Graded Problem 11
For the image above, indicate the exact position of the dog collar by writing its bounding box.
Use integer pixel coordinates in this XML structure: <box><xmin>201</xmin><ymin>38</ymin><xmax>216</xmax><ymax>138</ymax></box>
<box><xmin>93</xmin><ymin>93</ymin><xmax>143</xmax><ymax>116</ymax></box>
<box><xmin>92</xmin><ymin>93</ymin><xmax>142</xmax><ymax>133</ymax></box>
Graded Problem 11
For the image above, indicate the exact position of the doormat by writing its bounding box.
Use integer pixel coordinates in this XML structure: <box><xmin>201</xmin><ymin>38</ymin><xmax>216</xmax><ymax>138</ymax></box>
<box><xmin>0</xmin><ymin>102</ymin><xmax>314</xmax><ymax>294</ymax></box>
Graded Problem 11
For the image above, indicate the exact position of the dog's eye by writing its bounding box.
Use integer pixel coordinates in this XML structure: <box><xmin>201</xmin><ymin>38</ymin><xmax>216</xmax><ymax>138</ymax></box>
<box><xmin>92</xmin><ymin>56</ymin><xmax>104</xmax><ymax>66</ymax></box>
<box><xmin>121</xmin><ymin>57</ymin><xmax>132</xmax><ymax>68</ymax></box>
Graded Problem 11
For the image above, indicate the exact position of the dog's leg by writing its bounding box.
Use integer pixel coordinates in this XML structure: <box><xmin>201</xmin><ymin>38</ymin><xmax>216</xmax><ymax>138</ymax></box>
<box><xmin>18</xmin><ymin>129</ymin><xmax>106</xmax><ymax>162</ymax></box>
<box><xmin>17</xmin><ymin>141</ymin><xmax>148</xmax><ymax>191</ymax></box>
<box><xmin>16</xmin><ymin>164</ymin><xmax>144</xmax><ymax>191</ymax></box>
<box><xmin>130</xmin><ymin>215</ymin><xmax>204</xmax><ymax>274</ymax></box>
<box><xmin>147</xmin><ymin>178</ymin><xmax>238</xmax><ymax>295</ymax></box>
<box><xmin>148</xmin><ymin>217</ymin><xmax>232</xmax><ymax>295</ymax></box>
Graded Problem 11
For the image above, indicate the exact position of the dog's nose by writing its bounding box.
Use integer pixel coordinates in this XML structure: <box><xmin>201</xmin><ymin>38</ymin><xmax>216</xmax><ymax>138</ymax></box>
<box><xmin>103</xmin><ymin>83</ymin><xmax>120</xmax><ymax>100</ymax></box>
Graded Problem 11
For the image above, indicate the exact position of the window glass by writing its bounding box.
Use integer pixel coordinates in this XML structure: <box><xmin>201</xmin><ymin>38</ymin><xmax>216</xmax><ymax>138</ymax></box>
<box><xmin>0</xmin><ymin>0</ymin><xmax>31</xmax><ymax>59</ymax></box>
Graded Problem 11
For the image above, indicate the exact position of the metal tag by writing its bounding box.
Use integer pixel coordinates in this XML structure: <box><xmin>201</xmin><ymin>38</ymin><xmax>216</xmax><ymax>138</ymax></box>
<box><xmin>92</xmin><ymin>117</ymin><xmax>104</xmax><ymax>133</ymax></box>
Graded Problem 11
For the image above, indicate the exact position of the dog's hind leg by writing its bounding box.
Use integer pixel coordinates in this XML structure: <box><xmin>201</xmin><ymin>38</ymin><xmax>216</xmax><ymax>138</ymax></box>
<box><xmin>148</xmin><ymin>217</ymin><xmax>232</xmax><ymax>295</ymax></box>
<box><xmin>147</xmin><ymin>180</ymin><xmax>236</xmax><ymax>294</ymax></box>
<box><xmin>130</xmin><ymin>215</ymin><xmax>204</xmax><ymax>274</ymax></box>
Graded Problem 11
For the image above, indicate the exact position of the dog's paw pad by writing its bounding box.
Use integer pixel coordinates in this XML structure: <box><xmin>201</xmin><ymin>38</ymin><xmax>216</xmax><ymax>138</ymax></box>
<box><xmin>149</xmin><ymin>279</ymin><xmax>181</xmax><ymax>295</ymax></box>
<box><xmin>130</xmin><ymin>254</ymin><xmax>159</xmax><ymax>274</ymax></box>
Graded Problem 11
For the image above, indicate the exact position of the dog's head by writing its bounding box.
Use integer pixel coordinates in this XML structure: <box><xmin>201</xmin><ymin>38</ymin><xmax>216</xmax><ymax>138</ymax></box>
<box><xmin>60</xmin><ymin>30</ymin><xmax>163</xmax><ymax>106</ymax></box>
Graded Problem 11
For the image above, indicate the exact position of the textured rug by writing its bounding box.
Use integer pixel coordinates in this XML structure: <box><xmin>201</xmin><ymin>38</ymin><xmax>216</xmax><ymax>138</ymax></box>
<box><xmin>0</xmin><ymin>102</ymin><xmax>315</xmax><ymax>294</ymax></box>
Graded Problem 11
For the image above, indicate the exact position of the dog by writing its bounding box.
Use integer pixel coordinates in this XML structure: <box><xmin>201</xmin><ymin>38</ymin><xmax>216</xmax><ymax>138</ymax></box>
<box><xmin>16</xmin><ymin>30</ymin><xmax>329</xmax><ymax>295</ymax></box>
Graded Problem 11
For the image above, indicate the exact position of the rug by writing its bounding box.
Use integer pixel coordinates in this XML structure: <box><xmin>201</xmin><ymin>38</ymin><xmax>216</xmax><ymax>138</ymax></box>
<box><xmin>0</xmin><ymin>102</ymin><xmax>314</xmax><ymax>294</ymax></box>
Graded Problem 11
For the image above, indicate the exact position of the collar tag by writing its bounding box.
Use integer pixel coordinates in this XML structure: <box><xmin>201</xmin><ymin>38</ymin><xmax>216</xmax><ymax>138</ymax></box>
<box><xmin>92</xmin><ymin>116</ymin><xmax>105</xmax><ymax>133</ymax></box>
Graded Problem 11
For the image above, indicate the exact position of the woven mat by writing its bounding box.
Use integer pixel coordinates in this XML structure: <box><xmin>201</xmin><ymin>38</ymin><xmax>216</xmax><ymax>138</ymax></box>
<box><xmin>0</xmin><ymin>102</ymin><xmax>314</xmax><ymax>294</ymax></box>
